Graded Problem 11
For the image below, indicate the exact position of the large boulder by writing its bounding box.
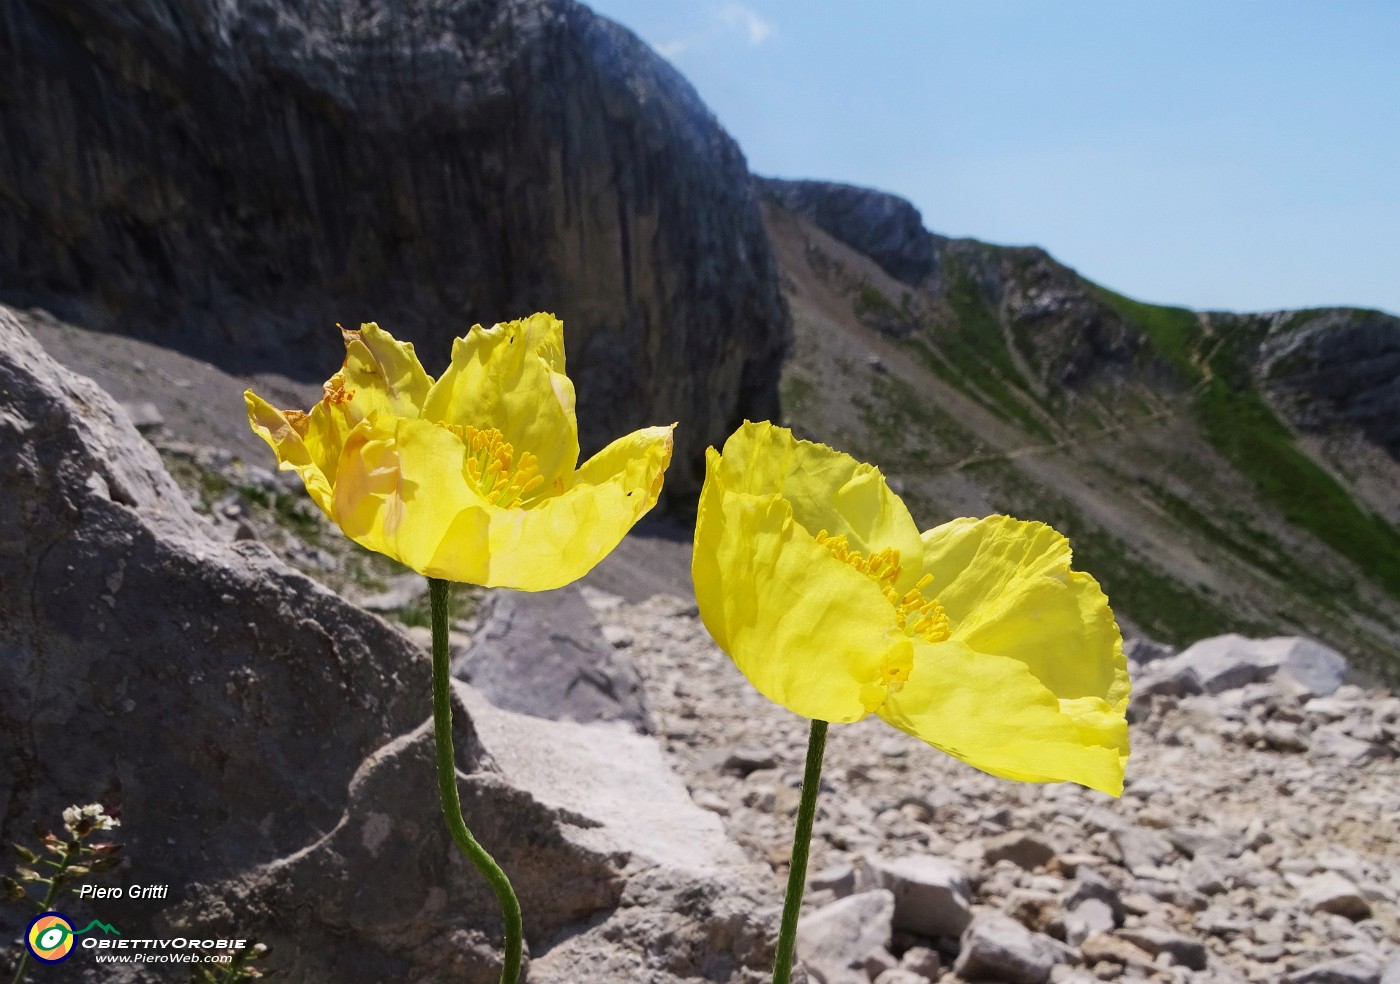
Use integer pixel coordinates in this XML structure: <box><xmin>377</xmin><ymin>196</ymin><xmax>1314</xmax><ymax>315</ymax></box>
<box><xmin>0</xmin><ymin>0</ymin><xmax>789</xmax><ymax>498</ymax></box>
<box><xmin>455</xmin><ymin>583</ymin><xmax>653</xmax><ymax>733</ymax></box>
<box><xmin>1136</xmin><ymin>633</ymin><xmax>1351</xmax><ymax>698</ymax></box>
<box><xmin>0</xmin><ymin>309</ymin><xmax>776</xmax><ymax>981</ymax></box>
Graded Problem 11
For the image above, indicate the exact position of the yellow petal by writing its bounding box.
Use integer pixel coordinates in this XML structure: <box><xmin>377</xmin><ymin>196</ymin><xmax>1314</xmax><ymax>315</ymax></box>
<box><xmin>709</xmin><ymin>421</ymin><xmax>925</xmax><ymax>590</ymax></box>
<box><xmin>244</xmin><ymin>389</ymin><xmax>334</xmax><ymax>516</ymax></box>
<box><xmin>877</xmin><ymin>638</ymin><xmax>1129</xmax><ymax>795</ymax></box>
<box><xmin>422</xmin><ymin>313</ymin><xmax>579</xmax><ymax>492</ymax></box>
<box><xmin>331</xmin><ymin>415</ymin><xmax>486</xmax><ymax>575</ymax></box>
<box><xmin>693</xmin><ymin>446</ymin><xmax>915</xmax><ymax>724</ymax></box>
<box><xmin>921</xmin><ymin>516</ymin><xmax>1130</xmax><ymax>711</ymax></box>
<box><xmin>338</xmin><ymin>322</ymin><xmax>433</xmax><ymax>421</ymax></box>
<box><xmin>425</xmin><ymin>424</ymin><xmax>674</xmax><ymax>589</ymax></box>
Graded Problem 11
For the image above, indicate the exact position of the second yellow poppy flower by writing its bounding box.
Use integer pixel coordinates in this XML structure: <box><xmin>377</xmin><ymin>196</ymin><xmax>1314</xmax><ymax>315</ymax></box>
<box><xmin>693</xmin><ymin>421</ymin><xmax>1130</xmax><ymax>795</ymax></box>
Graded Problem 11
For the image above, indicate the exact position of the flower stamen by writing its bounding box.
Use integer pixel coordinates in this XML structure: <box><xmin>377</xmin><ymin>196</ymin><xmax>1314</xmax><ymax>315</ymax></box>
<box><xmin>439</xmin><ymin>423</ymin><xmax>545</xmax><ymax>508</ymax></box>
<box><xmin>814</xmin><ymin>530</ymin><xmax>950</xmax><ymax>645</ymax></box>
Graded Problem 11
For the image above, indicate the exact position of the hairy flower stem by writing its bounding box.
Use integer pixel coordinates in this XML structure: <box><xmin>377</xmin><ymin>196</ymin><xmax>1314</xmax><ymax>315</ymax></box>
<box><xmin>429</xmin><ymin>578</ymin><xmax>523</xmax><ymax>984</ymax></box>
<box><xmin>771</xmin><ymin>718</ymin><xmax>829</xmax><ymax>984</ymax></box>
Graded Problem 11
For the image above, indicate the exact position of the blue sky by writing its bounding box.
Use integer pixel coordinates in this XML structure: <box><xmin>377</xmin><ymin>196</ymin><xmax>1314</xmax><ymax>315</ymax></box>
<box><xmin>586</xmin><ymin>1</ymin><xmax>1400</xmax><ymax>316</ymax></box>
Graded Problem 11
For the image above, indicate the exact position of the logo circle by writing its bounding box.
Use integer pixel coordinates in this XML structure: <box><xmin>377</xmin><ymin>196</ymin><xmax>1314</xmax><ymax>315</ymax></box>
<box><xmin>26</xmin><ymin>912</ymin><xmax>75</xmax><ymax>964</ymax></box>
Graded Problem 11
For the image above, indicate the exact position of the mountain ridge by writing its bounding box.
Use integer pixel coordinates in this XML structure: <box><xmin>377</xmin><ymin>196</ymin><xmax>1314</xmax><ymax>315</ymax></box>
<box><xmin>761</xmin><ymin>177</ymin><xmax>1400</xmax><ymax>680</ymax></box>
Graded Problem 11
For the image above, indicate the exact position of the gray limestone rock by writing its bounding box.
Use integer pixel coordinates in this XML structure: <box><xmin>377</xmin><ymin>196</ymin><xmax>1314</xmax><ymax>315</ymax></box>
<box><xmin>868</xmin><ymin>855</ymin><xmax>973</xmax><ymax>938</ymax></box>
<box><xmin>0</xmin><ymin>0</ymin><xmax>789</xmax><ymax>500</ymax></box>
<box><xmin>120</xmin><ymin>400</ymin><xmax>165</xmax><ymax>432</ymax></box>
<box><xmin>1165</xmin><ymin>825</ymin><xmax>1235</xmax><ymax>860</ymax></box>
<box><xmin>1123</xmin><ymin>637</ymin><xmax>1177</xmax><ymax>665</ymax></box>
<box><xmin>721</xmin><ymin>748</ymin><xmax>781</xmax><ymax>776</ymax></box>
<box><xmin>953</xmin><ymin>913</ymin><xmax>1064</xmax><ymax>984</ymax></box>
<box><xmin>1271</xmin><ymin>637</ymin><xmax>1353</xmax><ymax>698</ymax></box>
<box><xmin>1145</xmin><ymin>634</ymin><xmax>1352</xmax><ymax>698</ymax></box>
<box><xmin>873</xmin><ymin>970</ymin><xmax>927</xmax><ymax>984</ymax></box>
<box><xmin>809</xmin><ymin>862</ymin><xmax>858</xmax><ymax>898</ymax></box>
<box><xmin>795</xmin><ymin>889</ymin><xmax>895</xmax><ymax>984</ymax></box>
<box><xmin>453</xmin><ymin>583</ymin><xmax>652</xmax><ymax>733</ymax></box>
<box><xmin>1286</xmin><ymin>955</ymin><xmax>1383</xmax><ymax>984</ymax></box>
<box><xmin>1309</xmin><ymin>724</ymin><xmax>1386</xmax><ymax>764</ymax></box>
<box><xmin>1062</xmin><ymin>898</ymin><xmax>1116</xmax><ymax>947</ymax></box>
<box><xmin>352</xmin><ymin>573</ymin><xmax>431</xmax><ymax>614</ymax></box>
<box><xmin>1298</xmin><ymin>873</ymin><xmax>1373</xmax><ymax>921</ymax></box>
<box><xmin>1112</xmin><ymin>825</ymin><xmax>1175</xmax><ymax>873</ymax></box>
<box><xmin>1065</xmin><ymin>866</ymin><xmax>1125</xmax><ymax>922</ymax></box>
<box><xmin>1116</xmin><ymin>926</ymin><xmax>1209</xmax><ymax>971</ymax></box>
<box><xmin>898</xmin><ymin>945</ymin><xmax>942</xmax><ymax>980</ymax></box>
<box><xmin>1077</xmin><ymin>933</ymin><xmax>1159</xmax><ymax>974</ymax></box>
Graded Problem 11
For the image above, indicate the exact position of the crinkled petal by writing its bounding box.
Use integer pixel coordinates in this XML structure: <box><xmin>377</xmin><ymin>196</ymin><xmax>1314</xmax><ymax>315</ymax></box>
<box><xmin>338</xmin><ymin>321</ymin><xmax>433</xmax><ymax>421</ymax></box>
<box><xmin>708</xmin><ymin>421</ymin><xmax>925</xmax><ymax>590</ymax></box>
<box><xmin>693</xmin><ymin>446</ymin><xmax>915</xmax><ymax>724</ymax></box>
<box><xmin>331</xmin><ymin>415</ymin><xmax>485</xmax><ymax>575</ymax></box>
<box><xmin>877</xmin><ymin>638</ymin><xmax>1128</xmax><ymax>794</ymax></box>
<box><xmin>244</xmin><ymin>389</ymin><xmax>335</xmax><ymax>516</ymax></box>
<box><xmin>426</xmin><ymin>424</ymin><xmax>673</xmax><ymax>589</ymax></box>
<box><xmin>921</xmin><ymin>516</ymin><xmax>1130</xmax><ymax>711</ymax></box>
<box><xmin>422</xmin><ymin>313</ymin><xmax>579</xmax><ymax>492</ymax></box>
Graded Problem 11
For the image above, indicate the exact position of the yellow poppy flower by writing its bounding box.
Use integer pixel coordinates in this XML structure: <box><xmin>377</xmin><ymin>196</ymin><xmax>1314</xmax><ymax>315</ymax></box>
<box><xmin>692</xmin><ymin>421</ymin><xmax>1130</xmax><ymax>795</ymax></box>
<box><xmin>245</xmin><ymin>314</ymin><xmax>675</xmax><ymax>590</ymax></box>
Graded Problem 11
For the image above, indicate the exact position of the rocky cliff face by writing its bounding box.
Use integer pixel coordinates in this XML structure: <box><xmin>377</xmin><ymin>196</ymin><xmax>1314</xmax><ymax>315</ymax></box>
<box><xmin>0</xmin><ymin>0</ymin><xmax>789</xmax><ymax>496</ymax></box>
<box><xmin>759</xmin><ymin>178</ymin><xmax>938</xmax><ymax>286</ymax></box>
<box><xmin>1256</xmin><ymin>308</ymin><xmax>1400</xmax><ymax>458</ymax></box>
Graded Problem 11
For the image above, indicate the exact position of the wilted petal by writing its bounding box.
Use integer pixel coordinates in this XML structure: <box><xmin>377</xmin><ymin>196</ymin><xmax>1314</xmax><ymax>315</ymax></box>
<box><xmin>694</xmin><ymin>446</ymin><xmax>913</xmax><ymax>724</ymax></box>
<box><xmin>422</xmin><ymin>313</ymin><xmax>579</xmax><ymax>493</ymax></box>
<box><xmin>244</xmin><ymin>390</ymin><xmax>335</xmax><ymax>515</ymax></box>
<box><xmin>339</xmin><ymin>321</ymin><xmax>433</xmax><ymax>421</ymax></box>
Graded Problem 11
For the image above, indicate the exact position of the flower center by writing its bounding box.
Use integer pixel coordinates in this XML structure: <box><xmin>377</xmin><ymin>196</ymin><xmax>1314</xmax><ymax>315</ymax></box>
<box><xmin>439</xmin><ymin>424</ymin><xmax>545</xmax><ymax>508</ymax></box>
<box><xmin>814</xmin><ymin>530</ymin><xmax>951</xmax><ymax>645</ymax></box>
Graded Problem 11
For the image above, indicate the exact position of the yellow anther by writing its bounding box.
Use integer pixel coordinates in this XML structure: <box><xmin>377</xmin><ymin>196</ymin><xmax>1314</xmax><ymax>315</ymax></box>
<box><xmin>815</xmin><ymin>534</ymin><xmax>950</xmax><ymax>646</ymax></box>
<box><xmin>438</xmin><ymin>424</ymin><xmax>544</xmax><ymax>508</ymax></box>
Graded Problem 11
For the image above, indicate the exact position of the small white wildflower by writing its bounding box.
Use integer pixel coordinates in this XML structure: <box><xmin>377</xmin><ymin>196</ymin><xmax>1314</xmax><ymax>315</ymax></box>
<box><xmin>63</xmin><ymin>803</ymin><xmax>118</xmax><ymax>832</ymax></box>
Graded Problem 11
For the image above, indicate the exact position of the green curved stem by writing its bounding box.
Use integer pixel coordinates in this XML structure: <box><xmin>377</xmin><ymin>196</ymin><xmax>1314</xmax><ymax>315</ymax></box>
<box><xmin>429</xmin><ymin>578</ymin><xmax>523</xmax><ymax>984</ymax></box>
<box><xmin>771</xmin><ymin>718</ymin><xmax>828</xmax><ymax>984</ymax></box>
